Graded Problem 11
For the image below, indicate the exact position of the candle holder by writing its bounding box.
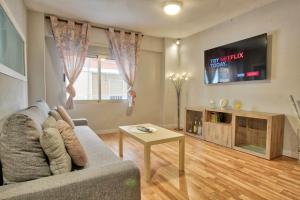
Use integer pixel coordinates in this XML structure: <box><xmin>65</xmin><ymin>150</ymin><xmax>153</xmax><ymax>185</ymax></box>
<box><xmin>167</xmin><ymin>72</ymin><xmax>191</xmax><ymax>131</ymax></box>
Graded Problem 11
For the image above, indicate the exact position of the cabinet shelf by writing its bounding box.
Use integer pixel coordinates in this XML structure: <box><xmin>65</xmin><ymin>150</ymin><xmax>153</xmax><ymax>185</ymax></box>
<box><xmin>184</xmin><ymin>108</ymin><xmax>204</xmax><ymax>139</ymax></box>
<box><xmin>205</xmin><ymin>110</ymin><xmax>232</xmax><ymax>124</ymax></box>
<box><xmin>233</xmin><ymin>114</ymin><xmax>284</xmax><ymax>160</ymax></box>
<box><xmin>234</xmin><ymin>116</ymin><xmax>267</xmax><ymax>156</ymax></box>
<box><xmin>206</xmin><ymin>121</ymin><xmax>232</xmax><ymax>126</ymax></box>
<box><xmin>235</xmin><ymin>144</ymin><xmax>266</xmax><ymax>155</ymax></box>
<box><xmin>185</xmin><ymin>106</ymin><xmax>284</xmax><ymax>160</ymax></box>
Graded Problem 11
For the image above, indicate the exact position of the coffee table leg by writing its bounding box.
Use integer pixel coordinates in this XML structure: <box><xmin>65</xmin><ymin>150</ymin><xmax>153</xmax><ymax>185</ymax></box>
<box><xmin>179</xmin><ymin>137</ymin><xmax>185</xmax><ymax>172</ymax></box>
<box><xmin>119</xmin><ymin>131</ymin><xmax>123</xmax><ymax>157</ymax></box>
<box><xmin>144</xmin><ymin>144</ymin><xmax>151</xmax><ymax>182</ymax></box>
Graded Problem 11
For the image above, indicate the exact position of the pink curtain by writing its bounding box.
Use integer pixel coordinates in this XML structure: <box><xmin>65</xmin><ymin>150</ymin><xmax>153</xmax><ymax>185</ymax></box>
<box><xmin>50</xmin><ymin>16</ymin><xmax>90</xmax><ymax>109</ymax></box>
<box><xmin>106</xmin><ymin>28</ymin><xmax>142</xmax><ymax>110</ymax></box>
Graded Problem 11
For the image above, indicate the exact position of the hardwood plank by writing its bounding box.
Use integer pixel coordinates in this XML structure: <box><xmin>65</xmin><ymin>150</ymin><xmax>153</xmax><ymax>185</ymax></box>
<box><xmin>100</xmin><ymin>133</ymin><xmax>300</xmax><ymax>200</ymax></box>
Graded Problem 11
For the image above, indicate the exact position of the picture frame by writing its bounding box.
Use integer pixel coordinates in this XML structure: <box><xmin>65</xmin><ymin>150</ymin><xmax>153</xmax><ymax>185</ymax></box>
<box><xmin>0</xmin><ymin>0</ymin><xmax>27</xmax><ymax>81</ymax></box>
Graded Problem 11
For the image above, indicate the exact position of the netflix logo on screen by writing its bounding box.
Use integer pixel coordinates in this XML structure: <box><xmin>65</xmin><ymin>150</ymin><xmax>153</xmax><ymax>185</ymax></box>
<box><xmin>210</xmin><ymin>52</ymin><xmax>244</xmax><ymax>68</ymax></box>
<box><xmin>204</xmin><ymin>34</ymin><xmax>267</xmax><ymax>84</ymax></box>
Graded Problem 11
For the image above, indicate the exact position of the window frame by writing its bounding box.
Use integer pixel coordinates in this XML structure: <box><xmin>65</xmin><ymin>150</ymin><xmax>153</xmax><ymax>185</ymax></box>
<box><xmin>74</xmin><ymin>54</ymin><xmax>128</xmax><ymax>103</ymax></box>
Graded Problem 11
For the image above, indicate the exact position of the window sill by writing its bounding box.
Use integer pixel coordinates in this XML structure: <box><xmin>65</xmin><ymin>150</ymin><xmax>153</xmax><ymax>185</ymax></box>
<box><xmin>74</xmin><ymin>99</ymin><xmax>128</xmax><ymax>104</ymax></box>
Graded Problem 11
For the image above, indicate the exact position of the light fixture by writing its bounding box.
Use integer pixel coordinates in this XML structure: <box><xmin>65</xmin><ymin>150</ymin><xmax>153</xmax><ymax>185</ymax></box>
<box><xmin>163</xmin><ymin>0</ymin><xmax>182</xmax><ymax>16</ymax></box>
<box><xmin>166</xmin><ymin>71</ymin><xmax>191</xmax><ymax>131</ymax></box>
<box><xmin>176</xmin><ymin>39</ymin><xmax>181</xmax><ymax>45</ymax></box>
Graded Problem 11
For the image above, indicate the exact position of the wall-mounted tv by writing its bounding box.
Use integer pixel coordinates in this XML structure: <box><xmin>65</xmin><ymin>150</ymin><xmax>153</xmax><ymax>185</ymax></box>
<box><xmin>204</xmin><ymin>34</ymin><xmax>267</xmax><ymax>84</ymax></box>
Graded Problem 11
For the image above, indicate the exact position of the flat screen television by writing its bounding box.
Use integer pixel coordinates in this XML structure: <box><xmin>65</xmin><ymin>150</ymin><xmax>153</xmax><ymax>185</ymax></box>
<box><xmin>204</xmin><ymin>34</ymin><xmax>267</xmax><ymax>84</ymax></box>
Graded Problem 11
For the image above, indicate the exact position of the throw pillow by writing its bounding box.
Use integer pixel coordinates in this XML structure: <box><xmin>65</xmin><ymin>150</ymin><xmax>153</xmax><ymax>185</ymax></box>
<box><xmin>57</xmin><ymin>106</ymin><xmax>75</xmax><ymax>129</ymax></box>
<box><xmin>0</xmin><ymin>108</ymin><xmax>51</xmax><ymax>183</ymax></box>
<box><xmin>40</xmin><ymin>128</ymin><xmax>72</xmax><ymax>175</ymax></box>
<box><xmin>49</xmin><ymin>109</ymin><xmax>63</xmax><ymax>121</ymax></box>
<box><xmin>56</xmin><ymin>120</ymin><xmax>87</xmax><ymax>167</ymax></box>
<box><xmin>42</xmin><ymin>116</ymin><xmax>57</xmax><ymax>129</ymax></box>
<box><xmin>32</xmin><ymin>99</ymin><xmax>51</xmax><ymax>119</ymax></box>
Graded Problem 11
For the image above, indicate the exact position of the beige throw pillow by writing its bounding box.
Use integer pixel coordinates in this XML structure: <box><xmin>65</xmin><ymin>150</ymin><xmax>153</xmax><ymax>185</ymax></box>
<box><xmin>40</xmin><ymin>128</ymin><xmax>72</xmax><ymax>175</ymax></box>
<box><xmin>56</xmin><ymin>120</ymin><xmax>87</xmax><ymax>167</ymax></box>
<box><xmin>42</xmin><ymin>116</ymin><xmax>57</xmax><ymax>129</ymax></box>
<box><xmin>0</xmin><ymin>109</ymin><xmax>51</xmax><ymax>183</ymax></box>
<box><xmin>49</xmin><ymin>109</ymin><xmax>63</xmax><ymax>121</ymax></box>
<box><xmin>57</xmin><ymin>106</ymin><xmax>75</xmax><ymax>129</ymax></box>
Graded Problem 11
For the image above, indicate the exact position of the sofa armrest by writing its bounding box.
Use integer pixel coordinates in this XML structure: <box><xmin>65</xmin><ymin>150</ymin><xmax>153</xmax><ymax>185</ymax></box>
<box><xmin>0</xmin><ymin>160</ymin><xmax>140</xmax><ymax>200</ymax></box>
<box><xmin>72</xmin><ymin>118</ymin><xmax>88</xmax><ymax>126</ymax></box>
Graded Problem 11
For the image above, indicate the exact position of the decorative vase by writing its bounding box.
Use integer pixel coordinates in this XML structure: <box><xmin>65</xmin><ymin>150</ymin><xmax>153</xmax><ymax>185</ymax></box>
<box><xmin>234</xmin><ymin>100</ymin><xmax>242</xmax><ymax>110</ymax></box>
<box><xmin>219</xmin><ymin>99</ymin><xmax>228</xmax><ymax>110</ymax></box>
<box><xmin>210</xmin><ymin>100</ymin><xmax>216</xmax><ymax>109</ymax></box>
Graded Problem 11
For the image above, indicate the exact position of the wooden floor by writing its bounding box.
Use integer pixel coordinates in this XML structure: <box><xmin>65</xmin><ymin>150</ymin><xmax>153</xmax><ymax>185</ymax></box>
<box><xmin>100</xmin><ymin>133</ymin><xmax>300</xmax><ymax>200</ymax></box>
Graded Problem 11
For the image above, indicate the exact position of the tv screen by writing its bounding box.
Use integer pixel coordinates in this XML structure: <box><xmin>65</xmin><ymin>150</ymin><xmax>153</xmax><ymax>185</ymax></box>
<box><xmin>204</xmin><ymin>34</ymin><xmax>267</xmax><ymax>84</ymax></box>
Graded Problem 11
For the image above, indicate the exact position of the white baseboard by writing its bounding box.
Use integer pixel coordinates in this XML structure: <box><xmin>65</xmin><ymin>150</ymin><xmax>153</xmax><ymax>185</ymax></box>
<box><xmin>162</xmin><ymin>123</ymin><xmax>185</xmax><ymax>130</ymax></box>
<box><xmin>162</xmin><ymin>123</ymin><xmax>177</xmax><ymax>129</ymax></box>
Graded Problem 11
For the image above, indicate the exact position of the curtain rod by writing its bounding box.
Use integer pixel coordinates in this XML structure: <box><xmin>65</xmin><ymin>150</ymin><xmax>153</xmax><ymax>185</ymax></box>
<box><xmin>44</xmin><ymin>15</ymin><xmax>144</xmax><ymax>36</ymax></box>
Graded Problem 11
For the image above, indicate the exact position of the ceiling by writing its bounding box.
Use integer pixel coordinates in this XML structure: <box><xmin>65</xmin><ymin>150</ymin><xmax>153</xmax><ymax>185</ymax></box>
<box><xmin>24</xmin><ymin>0</ymin><xmax>277</xmax><ymax>38</ymax></box>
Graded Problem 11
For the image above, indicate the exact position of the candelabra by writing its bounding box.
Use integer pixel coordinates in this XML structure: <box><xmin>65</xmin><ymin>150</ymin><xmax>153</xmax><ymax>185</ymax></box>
<box><xmin>167</xmin><ymin>72</ymin><xmax>191</xmax><ymax>131</ymax></box>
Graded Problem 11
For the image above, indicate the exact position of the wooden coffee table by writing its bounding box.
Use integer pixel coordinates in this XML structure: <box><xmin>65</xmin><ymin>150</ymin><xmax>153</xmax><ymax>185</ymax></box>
<box><xmin>118</xmin><ymin>123</ymin><xmax>185</xmax><ymax>182</ymax></box>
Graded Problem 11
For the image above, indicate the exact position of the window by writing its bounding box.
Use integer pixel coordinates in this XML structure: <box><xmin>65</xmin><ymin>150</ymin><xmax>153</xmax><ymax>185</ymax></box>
<box><xmin>73</xmin><ymin>57</ymin><xmax>99</xmax><ymax>100</ymax></box>
<box><xmin>73</xmin><ymin>56</ymin><xmax>128</xmax><ymax>101</ymax></box>
<box><xmin>100</xmin><ymin>58</ymin><xmax>128</xmax><ymax>100</ymax></box>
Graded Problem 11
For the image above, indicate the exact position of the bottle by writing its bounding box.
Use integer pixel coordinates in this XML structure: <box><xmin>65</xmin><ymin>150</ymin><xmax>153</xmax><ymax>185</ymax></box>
<box><xmin>193</xmin><ymin>120</ymin><xmax>198</xmax><ymax>134</ymax></box>
<box><xmin>197</xmin><ymin>121</ymin><xmax>202</xmax><ymax>136</ymax></box>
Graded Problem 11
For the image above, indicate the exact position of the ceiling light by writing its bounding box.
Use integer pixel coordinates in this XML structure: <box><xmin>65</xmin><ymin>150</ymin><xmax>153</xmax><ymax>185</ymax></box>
<box><xmin>176</xmin><ymin>39</ymin><xmax>181</xmax><ymax>45</ymax></box>
<box><xmin>163</xmin><ymin>1</ymin><xmax>182</xmax><ymax>16</ymax></box>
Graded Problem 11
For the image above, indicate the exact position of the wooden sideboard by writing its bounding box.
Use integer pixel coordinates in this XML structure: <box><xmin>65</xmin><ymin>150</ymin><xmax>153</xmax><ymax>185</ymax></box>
<box><xmin>184</xmin><ymin>106</ymin><xmax>285</xmax><ymax>160</ymax></box>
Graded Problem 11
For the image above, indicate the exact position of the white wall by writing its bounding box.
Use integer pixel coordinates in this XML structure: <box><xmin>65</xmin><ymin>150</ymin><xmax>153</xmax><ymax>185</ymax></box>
<box><xmin>27</xmin><ymin>11</ymin><xmax>46</xmax><ymax>104</ymax></box>
<box><xmin>41</xmin><ymin>19</ymin><xmax>166</xmax><ymax>132</ymax></box>
<box><xmin>175</xmin><ymin>0</ymin><xmax>300</xmax><ymax>158</ymax></box>
<box><xmin>0</xmin><ymin>0</ymin><xmax>28</xmax><ymax>123</ymax></box>
<box><xmin>67</xmin><ymin>50</ymin><xmax>163</xmax><ymax>132</ymax></box>
<box><xmin>162</xmin><ymin>39</ymin><xmax>180</xmax><ymax>127</ymax></box>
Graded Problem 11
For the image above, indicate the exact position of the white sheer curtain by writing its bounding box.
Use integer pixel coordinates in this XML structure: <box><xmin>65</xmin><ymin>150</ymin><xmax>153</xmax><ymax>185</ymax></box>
<box><xmin>50</xmin><ymin>16</ymin><xmax>90</xmax><ymax>109</ymax></box>
<box><xmin>106</xmin><ymin>28</ymin><xmax>142</xmax><ymax>112</ymax></box>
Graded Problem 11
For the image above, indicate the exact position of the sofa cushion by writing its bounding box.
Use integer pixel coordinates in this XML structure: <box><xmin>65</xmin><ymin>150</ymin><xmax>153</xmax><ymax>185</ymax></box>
<box><xmin>40</xmin><ymin>127</ymin><xmax>72</xmax><ymax>175</ymax></box>
<box><xmin>73</xmin><ymin>126</ymin><xmax>119</xmax><ymax>168</ymax></box>
<box><xmin>56</xmin><ymin>120</ymin><xmax>87</xmax><ymax>167</ymax></box>
<box><xmin>57</xmin><ymin>106</ymin><xmax>75</xmax><ymax>129</ymax></box>
<box><xmin>42</xmin><ymin>116</ymin><xmax>57</xmax><ymax>129</ymax></box>
<box><xmin>0</xmin><ymin>107</ymin><xmax>51</xmax><ymax>183</ymax></box>
<box><xmin>49</xmin><ymin>109</ymin><xmax>63</xmax><ymax>121</ymax></box>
